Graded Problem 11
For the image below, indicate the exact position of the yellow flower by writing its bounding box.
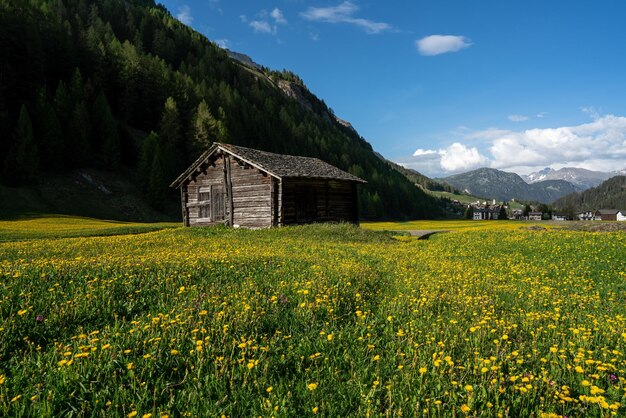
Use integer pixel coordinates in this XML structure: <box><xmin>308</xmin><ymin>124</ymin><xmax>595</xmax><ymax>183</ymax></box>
<box><xmin>326</xmin><ymin>334</ymin><xmax>334</xmax><ymax>341</ymax></box>
<box><xmin>312</xmin><ymin>407</ymin><xmax>319</xmax><ymax>414</ymax></box>
<box><xmin>127</xmin><ymin>363</ymin><xmax>134</xmax><ymax>370</ymax></box>
<box><xmin>142</xmin><ymin>414</ymin><xmax>152</xmax><ymax>418</ymax></box>
<box><xmin>246</xmin><ymin>361</ymin><xmax>255</xmax><ymax>370</ymax></box>
<box><xmin>170</xmin><ymin>349</ymin><xmax>179</xmax><ymax>355</ymax></box>
<box><xmin>419</xmin><ymin>367</ymin><xmax>427</xmax><ymax>374</ymax></box>
<box><xmin>307</xmin><ymin>382</ymin><xmax>318</xmax><ymax>391</ymax></box>
<box><xmin>464</xmin><ymin>385</ymin><xmax>473</xmax><ymax>392</ymax></box>
<box><xmin>460</xmin><ymin>404</ymin><xmax>471</xmax><ymax>413</ymax></box>
<box><xmin>11</xmin><ymin>395</ymin><xmax>22</xmax><ymax>403</ymax></box>
<box><xmin>127</xmin><ymin>412</ymin><xmax>137</xmax><ymax>418</ymax></box>
<box><xmin>17</xmin><ymin>309</ymin><xmax>28</xmax><ymax>316</ymax></box>
<box><xmin>372</xmin><ymin>355</ymin><xmax>380</xmax><ymax>361</ymax></box>
<box><xmin>266</xmin><ymin>386</ymin><xmax>273</xmax><ymax>393</ymax></box>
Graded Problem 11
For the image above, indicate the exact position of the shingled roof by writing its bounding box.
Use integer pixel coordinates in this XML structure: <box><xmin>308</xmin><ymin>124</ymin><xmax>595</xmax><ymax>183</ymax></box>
<box><xmin>170</xmin><ymin>143</ymin><xmax>366</xmax><ymax>188</ymax></box>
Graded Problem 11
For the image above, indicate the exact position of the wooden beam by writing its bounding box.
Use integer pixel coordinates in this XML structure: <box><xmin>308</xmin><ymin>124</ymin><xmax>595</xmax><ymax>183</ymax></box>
<box><xmin>226</xmin><ymin>155</ymin><xmax>234</xmax><ymax>226</ymax></box>
<box><xmin>180</xmin><ymin>185</ymin><xmax>189</xmax><ymax>227</ymax></box>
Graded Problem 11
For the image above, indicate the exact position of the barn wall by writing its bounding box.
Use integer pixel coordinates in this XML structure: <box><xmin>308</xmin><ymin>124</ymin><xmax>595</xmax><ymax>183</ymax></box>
<box><xmin>184</xmin><ymin>154</ymin><xmax>225</xmax><ymax>226</ymax></box>
<box><xmin>281</xmin><ymin>179</ymin><xmax>357</xmax><ymax>225</ymax></box>
<box><xmin>230</xmin><ymin>161</ymin><xmax>272</xmax><ymax>229</ymax></box>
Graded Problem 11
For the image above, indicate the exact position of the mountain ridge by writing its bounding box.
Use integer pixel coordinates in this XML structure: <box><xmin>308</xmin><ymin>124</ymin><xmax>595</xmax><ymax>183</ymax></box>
<box><xmin>438</xmin><ymin>167</ymin><xmax>580</xmax><ymax>203</ymax></box>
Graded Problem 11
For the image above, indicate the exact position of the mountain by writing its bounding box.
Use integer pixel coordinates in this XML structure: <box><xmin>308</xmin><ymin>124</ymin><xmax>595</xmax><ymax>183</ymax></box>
<box><xmin>553</xmin><ymin>175</ymin><xmax>626</xmax><ymax>212</ymax></box>
<box><xmin>439</xmin><ymin>168</ymin><xmax>580</xmax><ymax>203</ymax></box>
<box><xmin>522</xmin><ymin>167</ymin><xmax>615</xmax><ymax>190</ymax></box>
<box><xmin>0</xmin><ymin>0</ymin><xmax>443</xmax><ymax>220</ymax></box>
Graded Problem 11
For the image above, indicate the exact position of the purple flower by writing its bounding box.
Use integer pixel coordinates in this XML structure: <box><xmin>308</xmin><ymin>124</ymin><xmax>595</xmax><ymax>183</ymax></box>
<box><xmin>35</xmin><ymin>315</ymin><xmax>44</xmax><ymax>322</ymax></box>
<box><xmin>609</xmin><ymin>374</ymin><xmax>618</xmax><ymax>384</ymax></box>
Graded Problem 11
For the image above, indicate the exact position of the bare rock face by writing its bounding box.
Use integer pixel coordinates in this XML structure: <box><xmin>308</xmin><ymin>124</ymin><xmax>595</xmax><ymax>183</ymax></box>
<box><xmin>277</xmin><ymin>80</ymin><xmax>314</xmax><ymax>112</ymax></box>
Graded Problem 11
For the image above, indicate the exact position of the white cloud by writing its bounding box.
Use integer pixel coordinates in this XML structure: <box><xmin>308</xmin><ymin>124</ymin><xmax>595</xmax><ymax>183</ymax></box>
<box><xmin>536</xmin><ymin>112</ymin><xmax>547</xmax><ymax>118</ymax></box>
<box><xmin>246</xmin><ymin>8</ymin><xmax>287</xmax><ymax>36</ymax></box>
<box><xmin>176</xmin><ymin>5</ymin><xmax>193</xmax><ymax>25</ymax></box>
<box><xmin>413</xmin><ymin>148</ymin><xmax>437</xmax><ymax>157</ymax></box>
<box><xmin>416</xmin><ymin>35</ymin><xmax>472</xmax><ymax>56</ymax></box>
<box><xmin>400</xmin><ymin>112</ymin><xmax>626</xmax><ymax>177</ymax></box>
<box><xmin>271</xmin><ymin>8</ymin><xmax>287</xmax><ymax>24</ymax></box>
<box><xmin>439</xmin><ymin>143</ymin><xmax>489</xmax><ymax>172</ymax></box>
<box><xmin>215</xmin><ymin>39</ymin><xmax>230</xmax><ymax>49</ymax></box>
<box><xmin>249</xmin><ymin>20</ymin><xmax>274</xmax><ymax>34</ymax></box>
<box><xmin>301</xmin><ymin>1</ymin><xmax>391</xmax><ymax>34</ymax></box>
<box><xmin>508</xmin><ymin>114</ymin><xmax>529</xmax><ymax>122</ymax></box>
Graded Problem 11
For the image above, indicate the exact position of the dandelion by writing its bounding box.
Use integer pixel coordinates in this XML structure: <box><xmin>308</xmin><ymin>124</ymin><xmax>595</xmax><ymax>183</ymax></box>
<box><xmin>246</xmin><ymin>361</ymin><xmax>255</xmax><ymax>370</ymax></box>
<box><xmin>327</xmin><ymin>334</ymin><xmax>334</xmax><ymax>341</ymax></box>
<box><xmin>419</xmin><ymin>367</ymin><xmax>427</xmax><ymax>374</ymax></box>
<box><xmin>307</xmin><ymin>382</ymin><xmax>318</xmax><ymax>391</ymax></box>
<box><xmin>266</xmin><ymin>386</ymin><xmax>273</xmax><ymax>393</ymax></box>
<box><xmin>460</xmin><ymin>404</ymin><xmax>471</xmax><ymax>413</ymax></box>
<box><xmin>127</xmin><ymin>412</ymin><xmax>137</xmax><ymax>418</ymax></box>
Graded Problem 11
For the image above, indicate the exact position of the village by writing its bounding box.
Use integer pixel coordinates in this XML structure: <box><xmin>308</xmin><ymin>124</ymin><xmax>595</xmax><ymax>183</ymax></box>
<box><xmin>463</xmin><ymin>200</ymin><xmax>626</xmax><ymax>221</ymax></box>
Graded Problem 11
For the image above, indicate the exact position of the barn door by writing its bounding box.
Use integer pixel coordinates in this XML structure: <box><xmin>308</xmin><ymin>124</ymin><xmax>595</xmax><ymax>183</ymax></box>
<box><xmin>295</xmin><ymin>187</ymin><xmax>318</xmax><ymax>223</ymax></box>
<box><xmin>211</xmin><ymin>185</ymin><xmax>225</xmax><ymax>221</ymax></box>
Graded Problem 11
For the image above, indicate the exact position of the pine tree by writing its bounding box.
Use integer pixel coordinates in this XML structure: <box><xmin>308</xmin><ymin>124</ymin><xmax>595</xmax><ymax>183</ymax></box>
<box><xmin>139</xmin><ymin>131</ymin><xmax>158</xmax><ymax>190</ymax></box>
<box><xmin>4</xmin><ymin>105</ymin><xmax>39</xmax><ymax>184</ymax></box>
<box><xmin>91</xmin><ymin>92</ymin><xmax>120</xmax><ymax>168</ymax></box>
<box><xmin>192</xmin><ymin>100</ymin><xmax>226</xmax><ymax>155</ymax></box>
<box><xmin>34</xmin><ymin>92</ymin><xmax>64</xmax><ymax>170</ymax></box>
<box><xmin>66</xmin><ymin>102</ymin><xmax>91</xmax><ymax>167</ymax></box>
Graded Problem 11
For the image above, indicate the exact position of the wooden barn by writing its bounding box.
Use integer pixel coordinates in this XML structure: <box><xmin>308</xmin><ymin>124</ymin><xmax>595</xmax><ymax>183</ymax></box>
<box><xmin>170</xmin><ymin>143</ymin><xmax>366</xmax><ymax>229</ymax></box>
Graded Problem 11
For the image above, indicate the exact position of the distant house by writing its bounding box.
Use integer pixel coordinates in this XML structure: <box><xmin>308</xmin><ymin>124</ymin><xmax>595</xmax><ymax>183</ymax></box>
<box><xmin>170</xmin><ymin>143</ymin><xmax>366</xmax><ymax>229</ymax></box>
<box><xmin>473</xmin><ymin>207</ymin><xmax>500</xmax><ymax>220</ymax></box>
<box><xmin>594</xmin><ymin>209</ymin><xmax>620</xmax><ymax>221</ymax></box>
<box><xmin>618</xmin><ymin>211</ymin><xmax>626</xmax><ymax>222</ymax></box>
<box><xmin>528</xmin><ymin>212</ymin><xmax>543</xmax><ymax>221</ymax></box>
<box><xmin>551</xmin><ymin>213</ymin><xmax>568</xmax><ymax>221</ymax></box>
<box><xmin>577</xmin><ymin>211</ymin><xmax>594</xmax><ymax>221</ymax></box>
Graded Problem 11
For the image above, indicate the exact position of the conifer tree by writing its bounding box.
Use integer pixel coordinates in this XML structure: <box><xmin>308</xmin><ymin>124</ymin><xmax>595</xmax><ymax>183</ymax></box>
<box><xmin>34</xmin><ymin>92</ymin><xmax>64</xmax><ymax>170</ymax></box>
<box><xmin>4</xmin><ymin>105</ymin><xmax>39</xmax><ymax>183</ymax></box>
<box><xmin>92</xmin><ymin>92</ymin><xmax>120</xmax><ymax>168</ymax></box>
<box><xmin>139</xmin><ymin>131</ymin><xmax>158</xmax><ymax>190</ymax></box>
<box><xmin>192</xmin><ymin>100</ymin><xmax>226</xmax><ymax>155</ymax></box>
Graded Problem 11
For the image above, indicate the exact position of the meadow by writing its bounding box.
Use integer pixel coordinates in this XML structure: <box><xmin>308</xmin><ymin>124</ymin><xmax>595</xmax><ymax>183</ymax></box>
<box><xmin>0</xmin><ymin>217</ymin><xmax>625</xmax><ymax>417</ymax></box>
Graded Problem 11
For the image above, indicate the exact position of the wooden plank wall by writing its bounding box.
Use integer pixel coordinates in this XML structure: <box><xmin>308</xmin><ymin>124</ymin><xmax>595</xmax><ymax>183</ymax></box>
<box><xmin>185</xmin><ymin>155</ymin><xmax>226</xmax><ymax>226</ymax></box>
<box><xmin>229</xmin><ymin>162</ymin><xmax>272</xmax><ymax>229</ymax></box>
<box><xmin>282</xmin><ymin>179</ymin><xmax>357</xmax><ymax>225</ymax></box>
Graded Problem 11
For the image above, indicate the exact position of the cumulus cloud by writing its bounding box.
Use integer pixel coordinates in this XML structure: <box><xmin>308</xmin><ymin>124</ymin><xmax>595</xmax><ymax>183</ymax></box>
<box><xmin>439</xmin><ymin>143</ymin><xmax>489</xmax><ymax>172</ymax></box>
<box><xmin>413</xmin><ymin>149</ymin><xmax>438</xmax><ymax>157</ymax></box>
<box><xmin>249</xmin><ymin>20</ymin><xmax>274</xmax><ymax>34</ymax></box>
<box><xmin>508</xmin><ymin>114</ymin><xmax>529</xmax><ymax>122</ymax></box>
<box><xmin>270</xmin><ymin>8</ymin><xmax>287</xmax><ymax>24</ymax></box>
<box><xmin>301</xmin><ymin>1</ymin><xmax>391</xmax><ymax>34</ymax></box>
<box><xmin>176</xmin><ymin>5</ymin><xmax>193</xmax><ymax>25</ymax></box>
<box><xmin>416</xmin><ymin>35</ymin><xmax>472</xmax><ymax>56</ymax></box>
<box><xmin>246</xmin><ymin>7</ymin><xmax>287</xmax><ymax>35</ymax></box>
<box><xmin>402</xmin><ymin>113</ymin><xmax>626</xmax><ymax>177</ymax></box>
<box><xmin>215</xmin><ymin>39</ymin><xmax>230</xmax><ymax>49</ymax></box>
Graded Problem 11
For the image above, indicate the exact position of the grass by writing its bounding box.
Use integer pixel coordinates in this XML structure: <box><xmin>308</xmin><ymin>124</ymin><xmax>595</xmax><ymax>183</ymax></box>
<box><xmin>0</xmin><ymin>217</ymin><xmax>625</xmax><ymax>417</ymax></box>
<box><xmin>361</xmin><ymin>219</ymin><xmax>551</xmax><ymax>231</ymax></box>
<box><xmin>0</xmin><ymin>215</ymin><xmax>178</xmax><ymax>242</ymax></box>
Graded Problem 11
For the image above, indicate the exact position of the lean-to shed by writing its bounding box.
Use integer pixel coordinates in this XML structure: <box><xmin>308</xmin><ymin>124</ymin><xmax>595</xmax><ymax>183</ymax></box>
<box><xmin>170</xmin><ymin>143</ymin><xmax>367</xmax><ymax>229</ymax></box>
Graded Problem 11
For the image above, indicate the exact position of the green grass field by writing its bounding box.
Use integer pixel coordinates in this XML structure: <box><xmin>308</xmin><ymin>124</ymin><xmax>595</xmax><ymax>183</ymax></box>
<box><xmin>1</xmin><ymin>217</ymin><xmax>625</xmax><ymax>417</ymax></box>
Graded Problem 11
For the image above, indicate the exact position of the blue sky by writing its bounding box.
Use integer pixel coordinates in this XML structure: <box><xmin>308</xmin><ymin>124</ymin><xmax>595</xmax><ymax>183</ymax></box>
<box><xmin>158</xmin><ymin>0</ymin><xmax>626</xmax><ymax>177</ymax></box>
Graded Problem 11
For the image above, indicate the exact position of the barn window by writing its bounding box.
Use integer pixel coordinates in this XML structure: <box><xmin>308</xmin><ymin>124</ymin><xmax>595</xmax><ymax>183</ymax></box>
<box><xmin>197</xmin><ymin>185</ymin><xmax>225</xmax><ymax>221</ymax></box>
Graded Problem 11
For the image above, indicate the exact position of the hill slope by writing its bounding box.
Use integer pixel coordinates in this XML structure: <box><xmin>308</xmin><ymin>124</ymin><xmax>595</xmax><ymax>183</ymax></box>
<box><xmin>553</xmin><ymin>175</ymin><xmax>626</xmax><ymax>212</ymax></box>
<box><xmin>439</xmin><ymin>168</ymin><xmax>580</xmax><ymax>203</ymax></box>
<box><xmin>0</xmin><ymin>0</ymin><xmax>442</xmax><ymax>220</ymax></box>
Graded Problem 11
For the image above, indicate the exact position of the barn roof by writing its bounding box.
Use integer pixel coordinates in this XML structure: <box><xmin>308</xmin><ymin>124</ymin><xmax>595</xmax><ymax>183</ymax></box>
<box><xmin>170</xmin><ymin>143</ymin><xmax>367</xmax><ymax>188</ymax></box>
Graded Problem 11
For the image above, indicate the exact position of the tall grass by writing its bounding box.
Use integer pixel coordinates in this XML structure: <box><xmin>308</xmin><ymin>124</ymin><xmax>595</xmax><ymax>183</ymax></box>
<box><xmin>0</xmin><ymin>219</ymin><xmax>624</xmax><ymax>416</ymax></box>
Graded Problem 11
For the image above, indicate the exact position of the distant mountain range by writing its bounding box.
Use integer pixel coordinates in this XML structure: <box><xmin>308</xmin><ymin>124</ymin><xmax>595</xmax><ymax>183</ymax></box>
<box><xmin>522</xmin><ymin>167</ymin><xmax>626</xmax><ymax>190</ymax></box>
<box><xmin>438</xmin><ymin>168</ymin><xmax>580</xmax><ymax>203</ymax></box>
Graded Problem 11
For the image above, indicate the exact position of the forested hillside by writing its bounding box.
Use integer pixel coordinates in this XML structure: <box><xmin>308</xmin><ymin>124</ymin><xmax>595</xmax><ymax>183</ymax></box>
<box><xmin>0</xmin><ymin>0</ymin><xmax>442</xmax><ymax>220</ymax></box>
<box><xmin>553</xmin><ymin>175</ymin><xmax>626</xmax><ymax>212</ymax></box>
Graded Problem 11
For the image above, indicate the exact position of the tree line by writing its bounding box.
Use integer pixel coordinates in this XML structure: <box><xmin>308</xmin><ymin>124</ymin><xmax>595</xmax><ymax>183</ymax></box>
<box><xmin>0</xmin><ymin>0</ymin><xmax>443</xmax><ymax>219</ymax></box>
